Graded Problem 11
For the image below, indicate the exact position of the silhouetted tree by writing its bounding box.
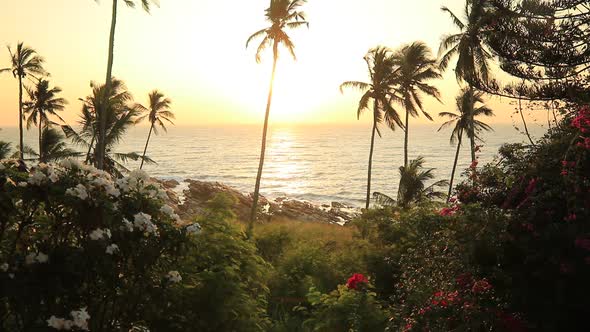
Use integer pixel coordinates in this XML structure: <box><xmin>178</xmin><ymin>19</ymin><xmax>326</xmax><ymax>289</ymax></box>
<box><xmin>245</xmin><ymin>0</ymin><xmax>309</xmax><ymax>234</ymax></box>
<box><xmin>341</xmin><ymin>47</ymin><xmax>404</xmax><ymax>209</ymax></box>
<box><xmin>0</xmin><ymin>43</ymin><xmax>46</xmax><ymax>160</ymax></box>
<box><xmin>438</xmin><ymin>87</ymin><xmax>494</xmax><ymax>201</ymax></box>
<box><xmin>390</xmin><ymin>42</ymin><xmax>442</xmax><ymax>167</ymax></box>
<box><xmin>135</xmin><ymin>90</ymin><xmax>174</xmax><ymax>169</ymax></box>
<box><xmin>23</xmin><ymin>79</ymin><xmax>67</xmax><ymax>161</ymax></box>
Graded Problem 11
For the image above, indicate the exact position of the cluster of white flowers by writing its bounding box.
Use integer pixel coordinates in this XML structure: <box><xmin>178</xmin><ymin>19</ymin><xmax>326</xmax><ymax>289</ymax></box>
<box><xmin>1</xmin><ymin>263</ymin><xmax>9</xmax><ymax>272</ymax></box>
<box><xmin>185</xmin><ymin>223</ymin><xmax>202</xmax><ymax>236</ymax></box>
<box><xmin>89</xmin><ymin>228</ymin><xmax>112</xmax><ymax>241</ymax></box>
<box><xmin>121</xmin><ymin>218</ymin><xmax>134</xmax><ymax>232</ymax></box>
<box><xmin>166</xmin><ymin>270</ymin><xmax>182</xmax><ymax>283</ymax></box>
<box><xmin>160</xmin><ymin>205</ymin><xmax>181</xmax><ymax>222</ymax></box>
<box><xmin>133</xmin><ymin>212</ymin><xmax>158</xmax><ymax>235</ymax></box>
<box><xmin>105</xmin><ymin>243</ymin><xmax>119</xmax><ymax>255</ymax></box>
<box><xmin>25</xmin><ymin>252</ymin><xmax>49</xmax><ymax>265</ymax></box>
<box><xmin>47</xmin><ymin>307</ymin><xmax>90</xmax><ymax>331</ymax></box>
<box><xmin>65</xmin><ymin>184</ymin><xmax>89</xmax><ymax>200</ymax></box>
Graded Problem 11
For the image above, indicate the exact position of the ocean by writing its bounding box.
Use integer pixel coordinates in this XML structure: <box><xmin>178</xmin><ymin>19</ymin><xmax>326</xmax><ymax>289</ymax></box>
<box><xmin>0</xmin><ymin>123</ymin><xmax>547</xmax><ymax>206</ymax></box>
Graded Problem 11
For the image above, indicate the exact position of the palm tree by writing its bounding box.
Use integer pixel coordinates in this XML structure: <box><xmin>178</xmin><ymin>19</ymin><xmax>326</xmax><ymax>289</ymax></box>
<box><xmin>390</xmin><ymin>42</ymin><xmax>442</xmax><ymax>167</ymax></box>
<box><xmin>340</xmin><ymin>47</ymin><xmax>404</xmax><ymax>210</ymax></box>
<box><xmin>135</xmin><ymin>90</ymin><xmax>174</xmax><ymax>169</ymax></box>
<box><xmin>438</xmin><ymin>88</ymin><xmax>494</xmax><ymax>201</ymax></box>
<box><xmin>373</xmin><ymin>157</ymin><xmax>448</xmax><ymax>209</ymax></box>
<box><xmin>245</xmin><ymin>0</ymin><xmax>309</xmax><ymax>232</ymax></box>
<box><xmin>0</xmin><ymin>43</ymin><xmax>46</xmax><ymax>160</ymax></box>
<box><xmin>0</xmin><ymin>141</ymin><xmax>11</xmax><ymax>160</ymax></box>
<box><xmin>63</xmin><ymin>79</ymin><xmax>153</xmax><ymax>176</ymax></box>
<box><xmin>95</xmin><ymin>0</ymin><xmax>157</xmax><ymax>170</ymax></box>
<box><xmin>23</xmin><ymin>79</ymin><xmax>67</xmax><ymax>162</ymax></box>
<box><xmin>23</xmin><ymin>128</ymin><xmax>81</xmax><ymax>163</ymax></box>
<box><xmin>438</xmin><ymin>0</ymin><xmax>494</xmax><ymax>85</ymax></box>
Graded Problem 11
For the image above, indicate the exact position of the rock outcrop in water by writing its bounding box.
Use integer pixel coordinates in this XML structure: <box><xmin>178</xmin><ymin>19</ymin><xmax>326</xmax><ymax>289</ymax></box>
<box><xmin>167</xmin><ymin>179</ymin><xmax>359</xmax><ymax>225</ymax></box>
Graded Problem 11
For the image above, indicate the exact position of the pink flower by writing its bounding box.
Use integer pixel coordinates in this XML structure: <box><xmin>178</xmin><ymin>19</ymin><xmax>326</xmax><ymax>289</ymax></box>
<box><xmin>470</xmin><ymin>160</ymin><xmax>479</xmax><ymax>168</ymax></box>
<box><xmin>564</xmin><ymin>213</ymin><xmax>577</xmax><ymax>222</ymax></box>
<box><xmin>439</xmin><ymin>205</ymin><xmax>460</xmax><ymax>216</ymax></box>
<box><xmin>561</xmin><ymin>170</ymin><xmax>568</xmax><ymax>176</ymax></box>
<box><xmin>524</xmin><ymin>178</ymin><xmax>538</xmax><ymax>195</ymax></box>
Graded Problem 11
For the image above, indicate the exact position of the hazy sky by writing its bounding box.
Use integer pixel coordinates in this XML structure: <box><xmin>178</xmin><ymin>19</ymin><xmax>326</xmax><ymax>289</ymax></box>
<box><xmin>0</xmin><ymin>0</ymin><xmax>529</xmax><ymax>127</ymax></box>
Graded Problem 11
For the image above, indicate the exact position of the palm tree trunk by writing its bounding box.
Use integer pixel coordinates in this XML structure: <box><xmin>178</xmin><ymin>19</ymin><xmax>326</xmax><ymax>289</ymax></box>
<box><xmin>248</xmin><ymin>41</ymin><xmax>279</xmax><ymax>236</ymax></box>
<box><xmin>38</xmin><ymin>121</ymin><xmax>42</xmax><ymax>162</ymax></box>
<box><xmin>85</xmin><ymin>134</ymin><xmax>95</xmax><ymax>164</ymax></box>
<box><xmin>366</xmin><ymin>116</ymin><xmax>377</xmax><ymax>210</ymax></box>
<box><xmin>447</xmin><ymin>132</ymin><xmax>462</xmax><ymax>202</ymax></box>
<box><xmin>98</xmin><ymin>0</ymin><xmax>118</xmax><ymax>170</ymax></box>
<box><xmin>469</xmin><ymin>133</ymin><xmax>475</xmax><ymax>162</ymax></box>
<box><xmin>518</xmin><ymin>98</ymin><xmax>535</xmax><ymax>146</ymax></box>
<box><xmin>404</xmin><ymin>108</ymin><xmax>409</xmax><ymax>168</ymax></box>
<box><xmin>140</xmin><ymin>123</ymin><xmax>154</xmax><ymax>170</ymax></box>
<box><xmin>18</xmin><ymin>75</ymin><xmax>24</xmax><ymax>160</ymax></box>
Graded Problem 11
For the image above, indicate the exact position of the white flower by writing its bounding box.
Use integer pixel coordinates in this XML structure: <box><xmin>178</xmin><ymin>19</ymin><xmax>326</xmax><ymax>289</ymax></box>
<box><xmin>121</xmin><ymin>218</ymin><xmax>134</xmax><ymax>232</ymax></box>
<box><xmin>66</xmin><ymin>184</ymin><xmax>88</xmax><ymax>200</ymax></box>
<box><xmin>1</xmin><ymin>263</ymin><xmax>8</xmax><ymax>272</ymax></box>
<box><xmin>28</xmin><ymin>171</ymin><xmax>47</xmax><ymax>185</ymax></box>
<box><xmin>47</xmin><ymin>316</ymin><xmax>67</xmax><ymax>330</ymax></box>
<box><xmin>157</xmin><ymin>189</ymin><xmax>168</xmax><ymax>200</ymax></box>
<box><xmin>70</xmin><ymin>307</ymin><xmax>90</xmax><ymax>330</ymax></box>
<box><xmin>26</xmin><ymin>252</ymin><xmax>49</xmax><ymax>265</ymax></box>
<box><xmin>129</xmin><ymin>169</ymin><xmax>149</xmax><ymax>182</ymax></box>
<box><xmin>186</xmin><ymin>223</ymin><xmax>202</xmax><ymax>236</ymax></box>
<box><xmin>18</xmin><ymin>182</ymin><xmax>27</xmax><ymax>187</ymax></box>
<box><xmin>105</xmin><ymin>244</ymin><xmax>119</xmax><ymax>255</ymax></box>
<box><xmin>115</xmin><ymin>178</ymin><xmax>130</xmax><ymax>193</ymax></box>
<box><xmin>59</xmin><ymin>158</ymin><xmax>82</xmax><ymax>169</ymax></box>
<box><xmin>89</xmin><ymin>228</ymin><xmax>111</xmax><ymax>241</ymax></box>
<box><xmin>105</xmin><ymin>184</ymin><xmax>120</xmax><ymax>197</ymax></box>
<box><xmin>167</xmin><ymin>270</ymin><xmax>182</xmax><ymax>283</ymax></box>
<box><xmin>160</xmin><ymin>205</ymin><xmax>174</xmax><ymax>216</ymax></box>
<box><xmin>36</xmin><ymin>252</ymin><xmax>49</xmax><ymax>263</ymax></box>
<box><xmin>48</xmin><ymin>171</ymin><xmax>59</xmax><ymax>183</ymax></box>
<box><xmin>133</xmin><ymin>212</ymin><xmax>158</xmax><ymax>235</ymax></box>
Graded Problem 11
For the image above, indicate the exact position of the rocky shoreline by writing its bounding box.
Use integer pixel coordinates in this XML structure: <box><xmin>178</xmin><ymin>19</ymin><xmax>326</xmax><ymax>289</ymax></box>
<box><xmin>159</xmin><ymin>179</ymin><xmax>360</xmax><ymax>225</ymax></box>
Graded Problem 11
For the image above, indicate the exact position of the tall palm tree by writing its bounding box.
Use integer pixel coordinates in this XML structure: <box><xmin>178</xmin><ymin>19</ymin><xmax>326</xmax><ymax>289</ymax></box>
<box><xmin>23</xmin><ymin>79</ymin><xmax>67</xmax><ymax>162</ymax></box>
<box><xmin>0</xmin><ymin>43</ymin><xmax>46</xmax><ymax>160</ymax></box>
<box><xmin>95</xmin><ymin>0</ymin><xmax>157</xmax><ymax>170</ymax></box>
<box><xmin>438</xmin><ymin>88</ymin><xmax>494</xmax><ymax>201</ymax></box>
<box><xmin>245</xmin><ymin>0</ymin><xmax>309</xmax><ymax>232</ymax></box>
<box><xmin>135</xmin><ymin>90</ymin><xmax>174</xmax><ymax>169</ymax></box>
<box><xmin>438</xmin><ymin>0</ymin><xmax>494</xmax><ymax>85</ymax></box>
<box><xmin>390</xmin><ymin>42</ymin><xmax>442</xmax><ymax>167</ymax></box>
<box><xmin>340</xmin><ymin>47</ymin><xmax>404</xmax><ymax>209</ymax></box>
<box><xmin>373</xmin><ymin>156</ymin><xmax>448</xmax><ymax>209</ymax></box>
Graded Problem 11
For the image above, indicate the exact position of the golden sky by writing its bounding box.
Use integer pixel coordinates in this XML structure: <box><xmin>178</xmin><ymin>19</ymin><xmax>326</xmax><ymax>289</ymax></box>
<box><xmin>0</xmin><ymin>0</ymin><xmax>532</xmax><ymax>127</ymax></box>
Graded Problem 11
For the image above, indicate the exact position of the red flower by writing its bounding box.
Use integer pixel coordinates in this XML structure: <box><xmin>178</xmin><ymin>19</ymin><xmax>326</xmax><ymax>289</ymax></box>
<box><xmin>564</xmin><ymin>213</ymin><xmax>577</xmax><ymax>222</ymax></box>
<box><xmin>524</xmin><ymin>178</ymin><xmax>538</xmax><ymax>195</ymax></box>
<box><xmin>346</xmin><ymin>273</ymin><xmax>368</xmax><ymax>290</ymax></box>
<box><xmin>439</xmin><ymin>205</ymin><xmax>460</xmax><ymax>216</ymax></box>
<box><xmin>472</xmin><ymin>279</ymin><xmax>492</xmax><ymax>293</ymax></box>
<box><xmin>470</xmin><ymin>160</ymin><xmax>479</xmax><ymax>168</ymax></box>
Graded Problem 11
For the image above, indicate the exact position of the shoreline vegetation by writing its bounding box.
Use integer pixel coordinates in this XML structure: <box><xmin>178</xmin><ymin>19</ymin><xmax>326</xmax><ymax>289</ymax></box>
<box><xmin>1</xmin><ymin>0</ymin><xmax>590</xmax><ymax>331</ymax></box>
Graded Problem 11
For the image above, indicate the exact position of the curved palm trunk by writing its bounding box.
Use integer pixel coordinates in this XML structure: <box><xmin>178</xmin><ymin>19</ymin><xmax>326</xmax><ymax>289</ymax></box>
<box><xmin>248</xmin><ymin>41</ymin><xmax>279</xmax><ymax>236</ymax></box>
<box><xmin>98</xmin><ymin>0</ymin><xmax>118</xmax><ymax>170</ymax></box>
<box><xmin>140</xmin><ymin>123</ymin><xmax>154</xmax><ymax>170</ymax></box>
<box><xmin>365</xmin><ymin>104</ymin><xmax>379</xmax><ymax>210</ymax></box>
<box><xmin>447</xmin><ymin>132</ymin><xmax>462</xmax><ymax>202</ymax></box>
<box><xmin>404</xmin><ymin>109</ymin><xmax>409</xmax><ymax>168</ymax></box>
<box><xmin>18</xmin><ymin>75</ymin><xmax>24</xmax><ymax>160</ymax></box>
<box><xmin>518</xmin><ymin>98</ymin><xmax>535</xmax><ymax>146</ymax></box>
